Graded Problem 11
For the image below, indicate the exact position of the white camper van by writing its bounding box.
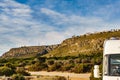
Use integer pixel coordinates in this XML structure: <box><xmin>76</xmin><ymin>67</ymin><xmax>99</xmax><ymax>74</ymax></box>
<box><xmin>94</xmin><ymin>37</ymin><xmax>120</xmax><ymax>80</ymax></box>
<box><xmin>103</xmin><ymin>38</ymin><xmax>120</xmax><ymax>80</ymax></box>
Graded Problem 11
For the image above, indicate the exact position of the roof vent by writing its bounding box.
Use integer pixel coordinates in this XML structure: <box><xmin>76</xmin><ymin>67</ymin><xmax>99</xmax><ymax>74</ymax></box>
<box><xmin>110</xmin><ymin>37</ymin><xmax>119</xmax><ymax>40</ymax></box>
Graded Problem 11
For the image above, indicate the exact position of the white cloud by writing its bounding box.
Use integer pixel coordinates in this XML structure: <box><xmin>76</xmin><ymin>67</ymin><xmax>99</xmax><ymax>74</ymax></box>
<box><xmin>41</xmin><ymin>8</ymin><xmax>63</xmax><ymax>17</ymax></box>
<box><xmin>0</xmin><ymin>0</ymin><xmax>120</xmax><ymax>55</ymax></box>
<box><xmin>40</xmin><ymin>8</ymin><xmax>120</xmax><ymax>35</ymax></box>
<box><xmin>0</xmin><ymin>0</ymin><xmax>32</xmax><ymax>18</ymax></box>
<box><xmin>40</xmin><ymin>8</ymin><xmax>68</xmax><ymax>25</ymax></box>
<box><xmin>93</xmin><ymin>1</ymin><xmax>120</xmax><ymax>20</ymax></box>
<box><xmin>0</xmin><ymin>1</ymin><xmax>46</xmax><ymax>53</ymax></box>
<box><xmin>0</xmin><ymin>1</ymin><xmax>67</xmax><ymax>55</ymax></box>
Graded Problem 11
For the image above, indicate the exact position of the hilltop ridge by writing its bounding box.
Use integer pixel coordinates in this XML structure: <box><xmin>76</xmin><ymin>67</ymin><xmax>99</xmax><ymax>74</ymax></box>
<box><xmin>44</xmin><ymin>29</ymin><xmax>120</xmax><ymax>57</ymax></box>
<box><xmin>2</xmin><ymin>29</ymin><xmax>120</xmax><ymax>58</ymax></box>
<box><xmin>2</xmin><ymin>45</ymin><xmax>59</xmax><ymax>58</ymax></box>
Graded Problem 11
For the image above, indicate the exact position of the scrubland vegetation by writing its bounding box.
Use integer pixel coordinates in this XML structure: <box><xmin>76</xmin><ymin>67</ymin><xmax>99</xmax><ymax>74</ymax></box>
<box><xmin>0</xmin><ymin>29</ymin><xmax>120</xmax><ymax>80</ymax></box>
<box><xmin>0</xmin><ymin>52</ymin><xmax>102</xmax><ymax>80</ymax></box>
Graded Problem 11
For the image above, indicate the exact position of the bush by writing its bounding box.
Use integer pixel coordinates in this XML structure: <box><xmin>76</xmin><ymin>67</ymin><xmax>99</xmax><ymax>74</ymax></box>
<box><xmin>73</xmin><ymin>63</ymin><xmax>92</xmax><ymax>73</ymax></box>
<box><xmin>37</xmin><ymin>57</ymin><xmax>46</xmax><ymax>63</ymax></box>
<box><xmin>0</xmin><ymin>66</ymin><xmax>15</xmax><ymax>76</ymax></box>
<box><xmin>73</xmin><ymin>64</ymin><xmax>84</xmax><ymax>73</ymax></box>
<box><xmin>28</xmin><ymin>62</ymin><xmax>48</xmax><ymax>71</ymax></box>
<box><xmin>48</xmin><ymin>62</ymin><xmax>62</xmax><ymax>71</ymax></box>
<box><xmin>46</xmin><ymin>60</ymin><xmax>54</xmax><ymax>65</ymax></box>
<box><xmin>83</xmin><ymin>63</ymin><xmax>92</xmax><ymax>72</ymax></box>
<box><xmin>61</xmin><ymin>64</ymin><xmax>73</xmax><ymax>71</ymax></box>
<box><xmin>0</xmin><ymin>58</ymin><xmax>8</xmax><ymax>63</ymax></box>
<box><xmin>5</xmin><ymin>63</ymin><xmax>16</xmax><ymax>70</ymax></box>
<box><xmin>12</xmin><ymin>74</ymin><xmax>25</xmax><ymax>80</ymax></box>
<box><xmin>55</xmin><ymin>76</ymin><xmax>67</xmax><ymax>80</ymax></box>
<box><xmin>16</xmin><ymin>67</ymin><xmax>30</xmax><ymax>76</ymax></box>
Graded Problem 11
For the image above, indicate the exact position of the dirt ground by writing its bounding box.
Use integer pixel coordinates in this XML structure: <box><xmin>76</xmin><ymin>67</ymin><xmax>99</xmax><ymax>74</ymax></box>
<box><xmin>29</xmin><ymin>71</ymin><xmax>91</xmax><ymax>80</ymax></box>
<box><xmin>69</xmin><ymin>77</ymin><xmax>89</xmax><ymax>80</ymax></box>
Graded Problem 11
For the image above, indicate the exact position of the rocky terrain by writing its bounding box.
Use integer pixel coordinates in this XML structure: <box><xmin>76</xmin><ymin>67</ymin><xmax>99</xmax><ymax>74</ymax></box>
<box><xmin>2</xmin><ymin>45</ymin><xmax>59</xmax><ymax>58</ymax></box>
<box><xmin>45</xmin><ymin>29</ymin><xmax>120</xmax><ymax>57</ymax></box>
<box><xmin>2</xmin><ymin>29</ymin><xmax>120</xmax><ymax>58</ymax></box>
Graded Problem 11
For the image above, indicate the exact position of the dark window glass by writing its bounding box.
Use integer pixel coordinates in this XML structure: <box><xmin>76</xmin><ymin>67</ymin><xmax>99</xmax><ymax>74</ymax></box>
<box><xmin>109</xmin><ymin>54</ymin><xmax>120</xmax><ymax>76</ymax></box>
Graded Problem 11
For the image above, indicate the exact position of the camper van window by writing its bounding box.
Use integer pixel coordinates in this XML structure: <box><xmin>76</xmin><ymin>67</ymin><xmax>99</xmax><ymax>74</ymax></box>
<box><xmin>104</xmin><ymin>55</ymin><xmax>109</xmax><ymax>75</ymax></box>
<box><xmin>109</xmin><ymin>54</ymin><xmax>120</xmax><ymax>76</ymax></box>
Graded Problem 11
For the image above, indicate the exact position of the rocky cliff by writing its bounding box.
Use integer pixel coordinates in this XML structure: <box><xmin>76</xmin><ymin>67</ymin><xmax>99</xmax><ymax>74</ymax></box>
<box><xmin>2</xmin><ymin>45</ymin><xmax>59</xmax><ymax>58</ymax></box>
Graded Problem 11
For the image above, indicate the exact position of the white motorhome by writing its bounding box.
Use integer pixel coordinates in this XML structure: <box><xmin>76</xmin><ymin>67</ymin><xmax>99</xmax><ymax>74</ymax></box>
<box><xmin>94</xmin><ymin>37</ymin><xmax>120</xmax><ymax>80</ymax></box>
<box><xmin>103</xmin><ymin>38</ymin><xmax>120</xmax><ymax>80</ymax></box>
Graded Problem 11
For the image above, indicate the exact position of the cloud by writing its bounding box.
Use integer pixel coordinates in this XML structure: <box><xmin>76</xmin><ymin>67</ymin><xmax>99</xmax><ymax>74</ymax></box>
<box><xmin>93</xmin><ymin>0</ymin><xmax>120</xmax><ymax>20</ymax></box>
<box><xmin>0</xmin><ymin>0</ymin><xmax>120</xmax><ymax>55</ymax></box>
<box><xmin>0</xmin><ymin>0</ymin><xmax>68</xmax><ymax>55</ymax></box>
<box><xmin>0</xmin><ymin>1</ymin><xmax>47</xmax><ymax>53</ymax></box>
<box><xmin>40</xmin><ymin>8</ymin><xmax>119</xmax><ymax>34</ymax></box>
<box><xmin>0</xmin><ymin>0</ymin><xmax>32</xmax><ymax>17</ymax></box>
<box><xmin>40</xmin><ymin>8</ymin><xmax>67</xmax><ymax>25</ymax></box>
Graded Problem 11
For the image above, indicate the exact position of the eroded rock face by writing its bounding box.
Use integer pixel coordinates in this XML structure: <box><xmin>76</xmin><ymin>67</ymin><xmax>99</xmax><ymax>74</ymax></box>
<box><xmin>2</xmin><ymin>45</ymin><xmax>59</xmax><ymax>58</ymax></box>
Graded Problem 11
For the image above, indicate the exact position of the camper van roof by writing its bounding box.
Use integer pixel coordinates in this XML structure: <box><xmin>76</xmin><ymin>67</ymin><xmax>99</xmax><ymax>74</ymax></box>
<box><xmin>104</xmin><ymin>40</ymin><xmax>120</xmax><ymax>55</ymax></box>
<box><xmin>110</xmin><ymin>37</ymin><xmax>119</xmax><ymax>40</ymax></box>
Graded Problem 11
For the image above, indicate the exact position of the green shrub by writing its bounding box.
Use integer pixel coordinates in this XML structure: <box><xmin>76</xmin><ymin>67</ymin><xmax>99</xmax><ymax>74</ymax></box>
<box><xmin>37</xmin><ymin>57</ymin><xmax>46</xmax><ymax>63</ymax></box>
<box><xmin>73</xmin><ymin>64</ymin><xmax>84</xmax><ymax>73</ymax></box>
<box><xmin>61</xmin><ymin>64</ymin><xmax>73</xmax><ymax>71</ymax></box>
<box><xmin>5</xmin><ymin>63</ymin><xmax>16</xmax><ymax>70</ymax></box>
<box><xmin>48</xmin><ymin>62</ymin><xmax>62</xmax><ymax>71</ymax></box>
<box><xmin>16</xmin><ymin>67</ymin><xmax>30</xmax><ymax>76</ymax></box>
<box><xmin>0</xmin><ymin>58</ymin><xmax>8</xmax><ymax>63</ymax></box>
<box><xmin>28</xmin><ymin>62</ymin><xmax>48</xmax><ymax>71</ymax></box>
<box><xmin>47</xmin><ymin>60</ymin><xmax>54</xmax><ymax>65</ymax></box>
<box><xmin>12</xmin><ymin>74</ymin><xmax>25</xmax><ymax>80</ymax></box>
<box><xmin>0</xmin><ymin>66</ymin><xmax>15</xmax><ymax>76</ymax></box>
<box><xmin>55</xmin><ymin>76</ymin><xmax>67</xmax><ymax>80</ymax></box>
<box><xmin>83</xmin><ymin>63</ymin><xmax>92</xmax><ymax>72</ymax></box>
<box><xmin>73</xmin><ymin>63</ymin><xmax>92</xmax><ymax>73</ymax></box>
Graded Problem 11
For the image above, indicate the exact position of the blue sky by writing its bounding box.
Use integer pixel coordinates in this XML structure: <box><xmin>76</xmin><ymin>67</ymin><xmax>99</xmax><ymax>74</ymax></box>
<box><xmin>0</xmin><ymin>0</ymin><xmax>120</xmax><ymax>55</ymax></box>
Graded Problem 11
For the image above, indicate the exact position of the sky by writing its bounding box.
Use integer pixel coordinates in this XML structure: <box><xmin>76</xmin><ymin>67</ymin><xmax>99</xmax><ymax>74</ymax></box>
<box><xmin>0</xmin><ymin>0</ymin><xmax>120</xmax><ymax>55</ymax></box>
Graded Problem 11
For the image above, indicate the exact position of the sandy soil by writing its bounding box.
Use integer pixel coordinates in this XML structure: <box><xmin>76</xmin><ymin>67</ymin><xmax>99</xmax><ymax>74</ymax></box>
<box><xmin>29</xmin><ymin>71</ymin><xmax>91</xmax><ymax>80</ymax></box>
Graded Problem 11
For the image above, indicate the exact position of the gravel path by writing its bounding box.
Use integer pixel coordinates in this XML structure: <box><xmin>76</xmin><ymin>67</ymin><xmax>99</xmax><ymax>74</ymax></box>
<box><xmin>29</xmin><ymin>71</ymin><xmax>91</xmax><ymax>80</ymax></box>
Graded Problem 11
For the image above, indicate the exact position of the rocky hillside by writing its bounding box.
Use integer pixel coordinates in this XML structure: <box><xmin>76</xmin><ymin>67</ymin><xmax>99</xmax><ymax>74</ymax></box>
<box><xmin>2</xmin><ymin>45</ymin><xmax>59</xmax><ymax>58</ymax></box>
<box><xmin>2</xmin><ymin>29</ymin><xmax>120</xmax><ymax>58</ymax></box>
<box><xmin>45</xmin><ymin>29</ymin><xmax>120</xmax><ymax>57</ymax></box>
